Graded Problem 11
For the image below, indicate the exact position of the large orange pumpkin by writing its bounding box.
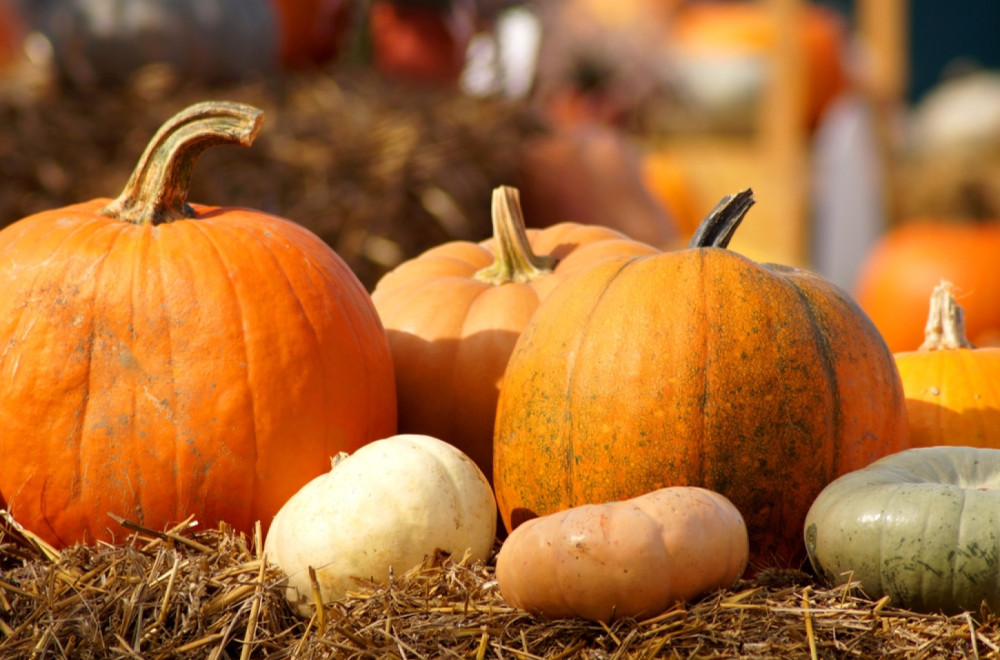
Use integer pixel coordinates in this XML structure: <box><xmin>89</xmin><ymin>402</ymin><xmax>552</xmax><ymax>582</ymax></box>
<box><xmin>853</xmin><ymin>220</ymin><xmax>1000</xmax><ymax>352</ymax></box>
<box><xmin>494</xmin><ymin>190</ymin><xmax>909</xmax><ymax>567</ymax></box>
<box><xmin>894</xmin><ymin>281</ymin><xmax>1000</xmax><ymax>448</ymax></box>
<box><xmin>0</xmin><ymin>101</ymin><xmax>397</xmax><ymax>548</ymax></box>
<box><xmin>371</xmin><ymin>186</ymin><xmax>657</xmax><ymax>485</ymax></box>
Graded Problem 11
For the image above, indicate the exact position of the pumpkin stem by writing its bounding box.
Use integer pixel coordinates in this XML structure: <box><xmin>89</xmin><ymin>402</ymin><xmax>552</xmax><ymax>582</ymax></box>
<box><xmin>101</xmin><ymin>101</ymin><xmax>265</xmax><ymax>225</ymax></box>
<box><xmin>687</xmin><ymin>188</ymin><xmax>755</xmax><ymax>249</ymax></box>
<box><xmin>919</xmin><ymin>280</ymin><xmax>975</xmax><ymax>350</ymax></box>
<box><xmin>473</xmin><ymin>186</ymin><xmax>556</xmax><ymax>284</ymax></box>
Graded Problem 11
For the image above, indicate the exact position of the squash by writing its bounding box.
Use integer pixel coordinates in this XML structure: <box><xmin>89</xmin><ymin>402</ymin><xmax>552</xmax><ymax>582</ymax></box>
<box><xmin>894</xmin><ymin>281</ymin><xmax>1000</xmax><ymax>448</ymax></box>
<box><xmin>805</xmin><ymin>446</ymin><xmax>1000</xmax><ymax>615</ymax></box>
<box><xmin>370</xmin><ymin>186</ymin><xmax>657</xmax><ymax>486</ymax></box>
<box><xmin>264</xmin><ymin>434</ymin><xmax>496</xmax><ymax>615</ymax></box>
<box><xmin>495</xmin><ymin>486</ymin><xmax>748</xmax><ymax>622</ymax></box>
<box><xmin>493</xmin><ymin>190</ymin><xmax>909</xmax><ymax>568</ymax></box>
<box><xmin>853</xmin><ymin>220</ymin><xmax>1000</xmax><ymax>352</ymax></box>
<box><xmin>0</xmin><ymin>101</ymin><xmax>397</xmax><ymax>548</ymax></box>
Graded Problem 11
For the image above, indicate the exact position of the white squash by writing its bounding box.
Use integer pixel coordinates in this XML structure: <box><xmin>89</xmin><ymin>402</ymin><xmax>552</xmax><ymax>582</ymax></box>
<box><xmin>263</xmin><ymin>434</ymin><xmax>497</xmax><ymax>615</ymax></box>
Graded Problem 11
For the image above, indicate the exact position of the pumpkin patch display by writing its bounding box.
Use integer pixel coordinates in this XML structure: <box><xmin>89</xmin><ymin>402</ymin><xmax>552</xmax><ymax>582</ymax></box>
<box><xmin>0</xmin><ymin>101</ymin><xmax>397</xmax><ymax>548</ymax></box>
<box><xmin>805</xmin><ymin>446</ymin><xmax>1000</xmax><ymax>615</ymax></box>
<box><xmin>895</xmin><ymin>281</ymin><xmax>1000</xmax><ymax>448</ymax></box>
<box><xmin>495</xmin><ymin>486</ymin><xmax>748</xmax><ymax>622</ymax></box>
<box><xmin>371</xmin><ymin>185</ymin><xmax>657</xmax><ymax>485</ymax></box>
<box><xmin>264</xmin><ymin>434</ymin><xmax>497</xmax><ymax>616</ymax></box>
<box><xmin>493</xmin><ymin>190</ymin><xmax>909</xmax><ymax>568</ymax></box>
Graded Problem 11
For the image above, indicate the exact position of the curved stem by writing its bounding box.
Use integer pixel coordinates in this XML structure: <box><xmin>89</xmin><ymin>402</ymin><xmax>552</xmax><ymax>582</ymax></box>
<box><xmin>919</xmin><ymin>280</ymin><xmax>975</xmax><ymax>350</ymax></box>
<box><xmin>473</xmin><ymin>186</ymin><xmax>556</xmax><ymax>285</ymax></box>
<box><xmin>101</xmin><ymin>101</ymin><xmax>264</xmax><ymax>225</ymax></box>
<box><xmin>687</xmin><ymin>188</ymin><xmax>756</xmax><ymax>249</ymax></box>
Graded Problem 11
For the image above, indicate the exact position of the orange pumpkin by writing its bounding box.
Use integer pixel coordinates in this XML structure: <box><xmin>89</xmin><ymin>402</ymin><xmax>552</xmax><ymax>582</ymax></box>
<box><xmin>853</xmin><ymin>221</ymin><xmax>1000</xmax><ymax>352</ymax></box>
<box><xmin>668</xmin><ymin>0</ymin><xmax>847</xmax><ymax>129</ymax></box>
<box><xmin>270</xmin><ymin>0</ymin><xmax>354</xmax><ymax>69</ymax></box>
<box><xmin>370</xmin><ymin>186</ymin><xmax>657</xmax><ymax>486</ymax></box>
<box><xmin>894</xmin><ymin>281</ymin><xmax>1000</xmax><ymax>448</ymax></box>
<box><xmin>368</xmin><ymin>0</ymin><xmax>474</xmax><ymax>85</ymax></box>
<box><xmin>493</xmin><ymin>190</ymin><xmax>909</xmax><ymax>567</ymax></box>
<box><xmin>0</xmin><ymin>101</ymin><xmax>397</xmax><ymax>548</ymax></box>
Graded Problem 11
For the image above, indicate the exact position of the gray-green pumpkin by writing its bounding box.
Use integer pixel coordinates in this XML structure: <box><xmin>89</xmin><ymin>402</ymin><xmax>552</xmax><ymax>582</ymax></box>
<box><xmin>805</xmin><ymin>446</ymin><xmax>1000</xmax><ymax>614</ymax></box>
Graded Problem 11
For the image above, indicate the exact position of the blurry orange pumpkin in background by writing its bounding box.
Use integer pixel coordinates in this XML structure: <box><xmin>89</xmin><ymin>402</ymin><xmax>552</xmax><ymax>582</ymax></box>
<box><xmin>853</xmin><ymin>221</ymin><xmax>1000</xmax><ymax>352</ymax></box>
<box><xmin>270</xmin><ymin>0</ymin><xmax>354</xmax><ymax>69</ymax></box>
<box><xmin>368</xmin><ymin>0</ymin><xmax>475</xmax><ymax>85</ymax></box>
<box><xmin>667</xmin><ymin>0</ymin><xmax>848</xmax><ymax>129</ymax></box>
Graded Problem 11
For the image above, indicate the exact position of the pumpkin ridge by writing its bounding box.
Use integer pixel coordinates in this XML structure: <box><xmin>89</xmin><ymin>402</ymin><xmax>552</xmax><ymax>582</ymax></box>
<box><xmin>166</xmin><ymin>219</ymin><xmax>257</xmax><ymax>526</ymax></box>
<box><xmin>776</xmin><ymin>271</ymin><xmax>843</xmax><ymax>483</ymax></box>
<box><xmin>565</xmin><ymin>256</ymin><xmax>645</xmax><ymax>506</ymax></box>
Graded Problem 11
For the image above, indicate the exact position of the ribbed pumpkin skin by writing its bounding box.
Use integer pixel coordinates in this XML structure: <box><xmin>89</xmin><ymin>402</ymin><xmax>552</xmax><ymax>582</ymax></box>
<box><xmin>372</xmin><ymin>217</ymin><xmax>657</xmax><ymax>485</ymax></box>
<box><xmin>494</xmin><ymin>246</ymin><xmax>909</xmax><ymax>567</ymax></box>
<box><xmin>0</xmin><ymin>201</ymin><xmax>397</xmax><ymax>548</ymax></box>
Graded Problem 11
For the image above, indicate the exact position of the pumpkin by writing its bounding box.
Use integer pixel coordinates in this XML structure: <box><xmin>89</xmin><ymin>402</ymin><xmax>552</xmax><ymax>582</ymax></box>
<box><xmin>517</xmin><ymin>123</ymin><xmax>681</xmax><ymax>249</ymax></box>
<box><xmin>0</xmin><ymin>0</ymin><xmax>24</xmax><ymax>72</ymax></box>
<box><xmin>495</xmin><ymin>486</ymin><xmax>748</xmax><ymax>622</ymax></box>
<box><xmin>370</xmin><ymin>186</ymin><xmax>657</xmax><ymax>486</ymax></box>
<box><xmin>264</xmin><ymin>434</ymin><xmax>496</xmax><ymax>616</ymax></box>
<box><xmin>805</xmin><ymin>446</ymin><xmax>1000</xmax><ymax>614</ymax></box>
<box><xmin>0</xmin><ymin>101</ymin><xmax>397</xmax><ymax>548</ymax></box>
<box><xmin>269</xmin><ymin>0</ymin><xmax>354</xmax><ymax>69</ymax></box>
<box><xmin>640</xmin><ymin>148</ymin><xmax>706</xmax><ymax>240</ymax></box>
<box><xmin>368</xmin><ymin>0</ymin><xmax>475</xmax><ymax>85</ymax></box>
<box><xmin>894</xmin><ymin>280</ymin><xmax>1000</xmax><ymax>448</ymax></box>
<box><xmin>493</xmin><ymin>190</ymin><xmax>910</xmax><ymax>568</ymax></box>
<box><xmin>667</xmin><ymin>0</ymin><xmax>847</xmax><ymax>130</ymax></box>
<box><xmin>853</xmin><ymin>220</ymin><xmax>1000</xmax><ymax>352</ymax></box>
<box><xmin>19</xmin><ymin>0</ymin><xmax>278</xmax><ymax>87</ymax></box>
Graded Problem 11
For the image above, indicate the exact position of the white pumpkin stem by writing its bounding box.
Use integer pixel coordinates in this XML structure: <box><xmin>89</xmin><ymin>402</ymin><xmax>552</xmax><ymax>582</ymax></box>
<box><xmin>919</xmin><ymin>280</ymin><xmax>974</xmax><ymax>350</ymax></box>
<box><xmin>101</xmin><ymin>101</ymin><xmax>264</xmax><ymax>225</ymax></box>
<box><xmin>473</xmin><ymin>186</ymin><xmax>556</xmax><ymax>285</ymax></box>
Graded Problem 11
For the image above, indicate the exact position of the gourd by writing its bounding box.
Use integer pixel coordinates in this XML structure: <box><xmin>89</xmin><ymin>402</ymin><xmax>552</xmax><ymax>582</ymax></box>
<box><xmin>495</xmin><ymin>486</ymin><xmax>748</xmax><ymax>622</ymax></box>
<box><xmin>264</xmin><ymin>434</ymin><xmax>496</xmax><ymax>615</ymax></box>
<box><xmin>0</xmin><ymin>101</ymin><xmax>397</xmax><ymax>548</ymax></box>
<box><xmin>370</xmin><ymin>186</ymin><xmax>657</xmax><ymax>485</ymax></box>
<box><xmin>894</xmin><ymin>281</ymin><xmax>1000</xmax><ymax>448</ymax></box>
<box><xmin>493</xmin><ymin>190</ymin><xmax>909</xmax><ymax>568</ymax></box>
<box><xmin>853</xmin><ymin>220</ymin><xmax>1000</xmax><ymax>352</ymax></box>
<box><xmin>805</xmin><ymin>446</ymin><xmax>1000</xmax><ymax>615</ymax></box>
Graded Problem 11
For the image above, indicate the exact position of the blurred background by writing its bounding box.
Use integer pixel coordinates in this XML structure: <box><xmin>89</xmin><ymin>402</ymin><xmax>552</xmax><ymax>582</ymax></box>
<box><xmin>1</xmin><ymin>0</ymin><xmax>998</xmax><ymax>352</ymax></box>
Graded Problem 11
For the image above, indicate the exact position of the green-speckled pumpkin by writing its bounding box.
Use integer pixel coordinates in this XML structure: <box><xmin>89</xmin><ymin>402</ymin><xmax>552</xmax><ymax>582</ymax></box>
<box><xmin>493</xmin><ymin>190</ymin><xmax>910</xmax><ymax>568</ymax></box>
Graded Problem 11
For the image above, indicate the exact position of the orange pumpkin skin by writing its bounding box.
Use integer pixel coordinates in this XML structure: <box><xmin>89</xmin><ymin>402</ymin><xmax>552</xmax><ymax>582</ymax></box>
<box><xmin>494</xmin><ymin>192</ymin><xmax>909</xmax><ymax>568</ymax></box>
<box><xmin>895</xmin><ymin>282</ymin><xmax>1000</xmax><ymax>448</ymax></box>
<box><xmin>371</xmin><ymin>187</ymin><xmax>657</xmax><ymax>486</ymax></box>
<box><xmin>0</xmin><ymin>103</ymin><xmax>397</xmax><ymax>548</ymax></box>
<box><xmin>853</xmin><ymin>221</ymin><xmax>1000</xmax><ymax>353</ymax></box>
